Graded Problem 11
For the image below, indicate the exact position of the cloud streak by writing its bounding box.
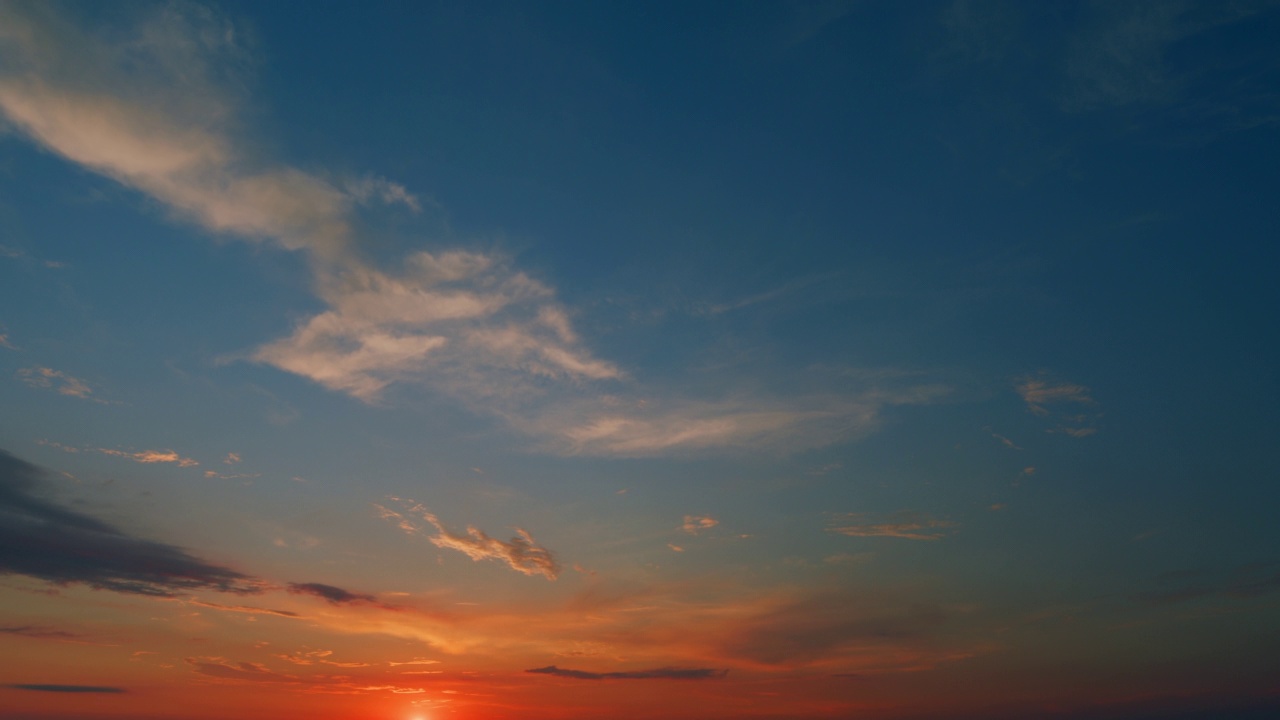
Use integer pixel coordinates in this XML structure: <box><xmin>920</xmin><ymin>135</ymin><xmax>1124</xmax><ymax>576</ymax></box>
<box><xmin>5</xmin><ymin>684</ymin><xmax>125</xmax><ymax>693</ymax></box>
<box><xmin>378</xmin><ymin>499</ymin><xmax>560</xmax><ymax>580</ymax></box>
<box><xmin>0</xmin><ymin>448</ymin><xmax>263</xmax><ymax>596</ymax></box>
<box><xmin>97</xmin><ymin>448</ymin><xmax>199</xmax><ymax>467</ymax></box>
<box><xmin>16</xmin><ymin>367</ymin><xmax>98</xmax><ymax>400</ymax></box>
<box><xmin>286</xmin><ymin>582</ymin><xmax>379</xmax><ymax>606</ymax></box>
<box><xmin>828</xmin><ymin>512</ymin><xmax>956</xmax><ymax>541</ymax></box>
<box><xmin>526</xmin><ymin>665</ymin><xmax>727</xmax><ymax>681</ymax></box>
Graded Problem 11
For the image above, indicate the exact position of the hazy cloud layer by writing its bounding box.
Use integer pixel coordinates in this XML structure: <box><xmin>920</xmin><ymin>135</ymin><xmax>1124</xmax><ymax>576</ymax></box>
<box><xmin>1137</xmin><ymin>562</ymin><xmax>1280</xmax><ymax>606</ymax></box>
<box><xmin>0</xmin><ymin>448</ymin><xmax>262</xmax><ymax>596</ymax></box>
<box><xmin>186</xmin><ymin>658</ymin><xmax>298</xmax><ymax>684</ymax></box>
<box><xmin>378</xmin><ymin>499</ymin><xmax>560</xmax><ymax>580</ymax></box>
<box><xmin>716</xmin><ymin>592</ymin><xmax>950</xmax><ymax>667</ymax></box>
<box><xmin>526</xmin><ymin>665</ymin><xmax>727</xmax><ymax>681</ymax></box>
<box><xmin>828</xmin><ymin>512</ymin><xmax>956</xmax><ymax>541</ymax></box>
<box><xmin>0</xmin><ymin>625</ymin><xmax>84</xmax><ymax>641</ymax></box>
<box><xmin>5</xmin><ymin>684</ymin><xmax>125</xmax><ymax>693</ymax></box>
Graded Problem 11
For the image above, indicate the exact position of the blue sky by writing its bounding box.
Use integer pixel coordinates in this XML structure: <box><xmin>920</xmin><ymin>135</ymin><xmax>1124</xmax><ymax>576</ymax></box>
<box><xmin>1</xmin><ymin>2</ymin><xmax>1278</xmax><ymax>719</ymax></box>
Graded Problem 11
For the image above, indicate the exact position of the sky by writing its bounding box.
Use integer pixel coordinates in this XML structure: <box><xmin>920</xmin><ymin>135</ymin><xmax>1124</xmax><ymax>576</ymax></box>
<box><xmin>0</xmin><ymin>1</ymin><xmax>1278</xmax><ymax>719</ymax></box>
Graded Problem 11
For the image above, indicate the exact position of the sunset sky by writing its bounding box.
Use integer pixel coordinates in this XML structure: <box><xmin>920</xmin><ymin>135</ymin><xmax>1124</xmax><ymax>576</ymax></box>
<box><xmin>1</xmin><ymin>2</ymin><xmax>1278</xmax><ymax>719</ymax></box>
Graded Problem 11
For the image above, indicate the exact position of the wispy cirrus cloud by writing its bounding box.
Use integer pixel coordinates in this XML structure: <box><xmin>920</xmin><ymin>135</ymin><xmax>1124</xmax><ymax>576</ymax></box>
<box><xmin>0</xmin><ymin>3</ymin><xmax>618</xmax><ymax>410</ymax></box>
<box><xmin>526</xmin><ymin>665</ymin><xmax>728</xmax><ymax>681</ymax></box>
<box><xmin>828</xmin><ymin>512</ymin><xmax>956</xmax><ymax>541</ymax></box>
<box><xmin>0</xmin><ymin>448</ymin><xmax>262</xmax><ymax>596</ymax></box>
<box><xmin>16</xmin><ymin>366</ymin><xmax>99</xmax><ymax>401</ymax></box>
<box><xmin>1016</xmin><ymin>373</ymin><xmax>1100</xmax><ymax>436</ymax></box>
<box><xmin>186</xmin><ymin>658</ymin><xmax>299</xmax><ymax>684</ymax></box>
<box><xmin>525</xmin><ymin>382</ymin><xmax>949</xmax><ymax>457</ymax></box>
<box><xmin>0</xmin><ymin>3</ymin><xmax>951</xmax><ymax>458</ymax></box>
<box><xmin>377</xmin><ymin>499</ymin><xmax>560</xmax><ymax>580</ymax></box>
<box><xmin>1016</xmin><ymin>377</ymin><xmax>1094</xmax><ymax>414</ymax></box>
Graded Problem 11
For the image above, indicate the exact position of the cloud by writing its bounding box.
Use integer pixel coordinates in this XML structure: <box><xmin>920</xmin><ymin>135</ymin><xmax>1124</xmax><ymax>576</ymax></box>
<box><xmin>1136</xmin><ymin>562</ymin><xmax>1280</xmax><ymax>606</ymax></box>
<box><xmin>0</xmin><ymin>3</ymin><xmax>618</xmax><ymax>410</ymax></box>
<box><xmin>274</xmin><ymin>649</ymin><xmax>372</xmax><ymax>668</ymax></box>
<box><xmin>1059</xmin><ymin>1</ymin><xmax>1273</xmax><ymax>112</ymax></box>
<box><xmin>251</xmin><ymin>251</ymin><xmax>619</xmax><ymax>402</ymax></box>
<box><xmin>186</xmin><ymin>658</ymin><xmax>299</xmax><ymax>684</ymax></box>
<box><xmin>286</xmin><ymin>582</ymin><xmax>378</xmax><ymax>606</ymax></box>
<box><xmin>5</xmin><ymin>684</ymin><xmax>125</xmax><ymax>693</ymax></box>
<box><xmin>828</xmin><ymin>512</ymin><xmax>956</xmax><ymax>541</ymax></box>
<box><xmin>0</xmin><ymin>3</ymin><xmax>951</xmax><ymax>458</ymax></box>
<box><xmin>716</xmin><ymin>591</ymin><xmax>950</xmax><ymax>666</ymax></box>
<box><xmin>1016</xmin><ymin>374</ymin><xmax>1101</xmax><ymax>436</ymax></box>
<box><xmin>529</xmin><ymin>383</ymin><xmax>949</xmax><ymax>457</ymax></box>
<box><xmin>682</xmin><ymin>515</ymin><xmax>718</xmax><ymax>535</ymax></box>
<box><xmin>16</xmin><ymin>367</ymin><xmax>98</xmax><ymax>400</ymax></box>
<box><xmin>1016</xmin><ymin>377</ymin><xmax>1094</xmax><ymax>415</ymax></box>
<box><xmin>97</xmin><ymin>448</ymin><xmax>199</xmax><ymax>467</ymax></box>
<box><xmin>184</xmin><ymin>599</ymin><xmax>299</xmax><ymax>618</ymax></box>
<box><xmin>0</xmin><ymin>625</ymin><xmax>84</xmax><ymax>641</ymax></box>
<box><xmin>0</xmin><ymin>448</ymin><xmax>263</xmax><ymax>596</ymax></box>
<box><xmin>526</xmin><ymin>665</ymin><xmax>727</xmax><ymax>681</ymax></box>
<box><xmin>380</xmin><ymin>499</ymin><xmax>560</xmax><ymax>580</ymax></box>
<box><xmin>344</xmin><ymin>175</ymin><xmax>422</xmax><ymax>212</ymax></box>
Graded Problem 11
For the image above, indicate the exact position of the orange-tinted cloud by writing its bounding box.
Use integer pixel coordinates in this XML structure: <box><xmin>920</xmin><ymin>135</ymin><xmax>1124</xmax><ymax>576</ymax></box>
<box><xmin>16</xmin><ymin>366</ymin><xmax>98</xmax><ymax>400</ymax></box>
<box><xmin>380</xmin><ymin>499</ymin><xmax>560</xmax><ymax>580</ymax></box>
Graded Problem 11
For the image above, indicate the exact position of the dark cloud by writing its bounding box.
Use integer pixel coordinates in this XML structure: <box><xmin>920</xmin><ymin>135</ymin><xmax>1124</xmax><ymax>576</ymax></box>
<box><xmin>526</xmin><ymin>665</ymin><xmax>727</xmax><ymax>681</ymax></box>
<box><xmin>286</xmin><ymin>582</ymin><xmax>377</xmax><ymax>605</ymax></box>
<box><xmin>0</xmin><ymin>625</ymin><xmax>83</xmax><ymax>641</ymax></box>
<box><xmin>6</xmin><ymin>684</ymin><xmax>125</xmax><ymax>693</ymax></box>
<box><xmin>0</xmin><ymin>449</ymin><xmax>262</xmax><ymax>597</ymax></box>
<box><xmin>1137</xmin><ymin>562</ymin><xmax>1280</xmax><ymax>606</ymax></box>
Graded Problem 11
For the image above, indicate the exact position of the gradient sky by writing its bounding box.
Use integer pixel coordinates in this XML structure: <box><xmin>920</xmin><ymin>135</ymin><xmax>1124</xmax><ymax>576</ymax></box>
<box><xmin>1</xmin><ymin>2</ymin><xmax>1279</xmax><ymax>719</ymax></box>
